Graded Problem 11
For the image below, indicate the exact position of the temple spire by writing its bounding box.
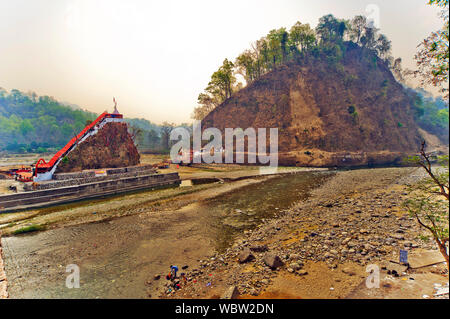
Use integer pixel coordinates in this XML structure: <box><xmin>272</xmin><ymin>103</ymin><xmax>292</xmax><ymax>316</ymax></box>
<box><xmin>112</xmin><ymin>97</ymin><xmax>120</xmax><ymax>114</ymax></box>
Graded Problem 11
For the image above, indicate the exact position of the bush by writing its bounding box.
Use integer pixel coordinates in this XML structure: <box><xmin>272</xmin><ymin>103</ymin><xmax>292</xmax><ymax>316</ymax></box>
<box><xmin>13</xmin><ymin>224</ymin><xmax>45</xmax><ymax>235</ymax></box>
<box><xmin>347</xmin><ymin>105</ymin><xmax>356</xmax><ymax>114</ymax></box>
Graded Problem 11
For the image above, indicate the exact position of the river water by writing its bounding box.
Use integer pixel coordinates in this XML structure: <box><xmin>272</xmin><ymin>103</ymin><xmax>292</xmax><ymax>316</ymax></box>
<box><xmin>1</xmin><ymin>171</ymin><xmax>332</xmax><ymax>298</ymax></box>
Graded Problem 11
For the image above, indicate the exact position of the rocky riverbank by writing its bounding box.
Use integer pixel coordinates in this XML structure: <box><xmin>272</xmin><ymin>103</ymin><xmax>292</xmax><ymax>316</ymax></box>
<box><xmin>160</xmin><ymin>167</ymin><xmax>448</xmax><ymax>299</ymax></box>
<box><xmin>2</xmin><ymin>168</ymin><xmax>323</xmax><ymax>298</ymax></box>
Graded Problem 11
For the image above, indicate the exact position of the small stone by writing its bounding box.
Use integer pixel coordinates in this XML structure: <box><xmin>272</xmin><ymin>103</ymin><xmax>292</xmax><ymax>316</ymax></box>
<box><xmin>342</xmin><ymin>267</ymin><xmax>356</xmax><ymax>276</ymax></box>
<box><xmin>347</xmin><ymin>241</ymin><xmax>358</xmax><ymax>248</ymax></box>
<box><xmin>250</xmin><ymin>244</ymin><xmax>268</xmax><ymax>252</ymax></box>
<box><xmin>403</xmin><ymin>241</ymin><xmax>413</xmax><ymax>247</ymax></box>
<box><xmin>289</xmin><ymin>262</ymin><xmax>302</xmax><ymax>271</ymax></box>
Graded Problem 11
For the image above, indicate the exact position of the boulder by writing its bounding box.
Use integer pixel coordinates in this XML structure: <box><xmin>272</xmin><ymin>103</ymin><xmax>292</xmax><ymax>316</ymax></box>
<box><xmin>263</xmin><ymin>254</ymin><xmax>284</xmax><ymax>269</ymax></box>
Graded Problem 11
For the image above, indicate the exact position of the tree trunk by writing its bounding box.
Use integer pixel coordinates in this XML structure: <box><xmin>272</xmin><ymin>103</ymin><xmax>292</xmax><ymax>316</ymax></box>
<box><xmin>436</xmin><ymin>239</ymin><xmax>449</xmax><ymax>272</ymax></box>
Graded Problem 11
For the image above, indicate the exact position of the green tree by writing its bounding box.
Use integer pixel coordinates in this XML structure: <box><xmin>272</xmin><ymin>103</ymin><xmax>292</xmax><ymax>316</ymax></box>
<box><xmin>235</xmin><ymin>50</ymin><xmax>257</xmax><ymax>84</ymax></box>
<box><xmin>266</xmin><ymin>28</ymin><xmax>286</xmax><ymax>69</ymax></box>
<box><xmin>289</xmin><ymin>22</ymin><xmax>316</xmax><ymax>53</ymax></box>
<box><xmin>375</xmin><ymin>34</ymin><xmax>392</xmax><ymax>59</ymax></box>
<box><xmin>316</xmin><ymin>14</ymin><xmax>348</xmax><ymax>44</ymax></box>
<box><xmin>207</xmin><ymin>58</ymin><xmax>236</xmax><ymax>101</ymax></box>
<box><xmin>360</xmin><ymin>24</ymin><xmax>379</xmax><ymax>50</ymax></box>
<box><xmin>413</xmin><ymin>0</ymin><xmax>449</xmax><ymax>98</ymax></box>
<box><xmin>191</xmin><ymin>93</ymin><xmax>218</xmax><ymax>120</ymax></box>
<box><xmin>404</xmin><ymin>142</ymin><xmax>449</xmax><ymax>271</ymax></box>
<box><xmin>193</xmin><ymin>59</ymin><xmax>237</xmax><ymax>120</ymax></box>
<box><xmin>349</xmin><ymin>15</ymin><xmax>367</xmax><ymax>44</ymax></box>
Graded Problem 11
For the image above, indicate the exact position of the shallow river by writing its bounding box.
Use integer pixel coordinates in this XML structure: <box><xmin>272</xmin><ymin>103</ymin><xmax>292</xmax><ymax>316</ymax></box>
<box><xmin>1</xmin><ymin>171</ymin><xmax>332</xmax><ymax>298</ymax></box>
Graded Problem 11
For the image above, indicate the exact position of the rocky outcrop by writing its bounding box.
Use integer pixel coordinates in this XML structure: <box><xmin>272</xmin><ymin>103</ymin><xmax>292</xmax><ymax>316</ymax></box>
<box><xmin>55</xmin><ymin>122</ymin><xmax>140</xmax><ymax>173</ymax></box>
<box><xmin>202</xmin><ymin>43</ymin><xmax>423</xmax><ymax>167</ymax></box>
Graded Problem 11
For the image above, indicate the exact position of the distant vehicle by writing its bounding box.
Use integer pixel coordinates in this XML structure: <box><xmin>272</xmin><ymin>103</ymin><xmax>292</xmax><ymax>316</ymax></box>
<box><xmin>156</xmin><ymin>161</ymin><xmax>170</xmax><ymax>169</ymax></box>
<box><xmin>176</xmin><ymin>147</ymin><xmax>225</xmax><ymax>165</ymax></box>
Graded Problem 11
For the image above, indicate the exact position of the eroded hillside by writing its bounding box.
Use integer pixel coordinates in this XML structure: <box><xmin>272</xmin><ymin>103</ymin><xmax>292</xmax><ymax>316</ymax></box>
<box><xmin>202</xmin><ymin>43</ymin><xmax>423</xmax><ymax>167</ymax></box>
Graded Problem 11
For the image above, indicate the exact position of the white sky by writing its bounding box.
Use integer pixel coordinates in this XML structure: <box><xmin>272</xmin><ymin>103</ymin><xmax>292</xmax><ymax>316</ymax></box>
<box><xmin>0</xmin><ymin>0</ymin><xmax>444</xmax><ymax>124</ymax></box>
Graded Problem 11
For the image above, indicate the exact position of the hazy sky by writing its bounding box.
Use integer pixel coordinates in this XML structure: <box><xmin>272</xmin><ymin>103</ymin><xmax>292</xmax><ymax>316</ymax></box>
<box><xmin>0</xmin><ymin>0</ymin><xmax>443</xmax><ymax>124</ymax></box>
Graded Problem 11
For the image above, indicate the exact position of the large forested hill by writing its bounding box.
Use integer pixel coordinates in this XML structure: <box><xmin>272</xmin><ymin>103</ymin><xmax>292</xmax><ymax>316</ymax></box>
<box><xmin>199</xmin><ymin>14</ymin><xmax>448</xmax><ymax>167</ymax></box>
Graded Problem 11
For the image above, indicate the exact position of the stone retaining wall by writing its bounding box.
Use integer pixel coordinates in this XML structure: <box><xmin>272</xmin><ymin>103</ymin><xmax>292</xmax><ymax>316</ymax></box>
<box><xmin>0</xmin><ymin>172</ymin><xmax>180</xmax><ymax>212</ymax></box>
<box><xmin>28</xmin><ymin>166</ymin><xmax>157</xmax><ymax>191</ymax></box>
<box><xmin>52</xmin><ymin>165</ymin><xmax>155</xmax><ymax>180</ymax></box>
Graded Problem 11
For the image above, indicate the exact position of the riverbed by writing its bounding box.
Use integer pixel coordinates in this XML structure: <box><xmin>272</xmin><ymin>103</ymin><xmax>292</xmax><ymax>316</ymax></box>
<box><xmin>1</xmin><ymin>170</ymin><xmax>332</xmax><ymax>298</ymax></box>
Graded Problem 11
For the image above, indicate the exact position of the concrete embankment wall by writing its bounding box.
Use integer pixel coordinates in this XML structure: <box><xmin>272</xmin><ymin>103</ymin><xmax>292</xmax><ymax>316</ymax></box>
<box><xmin>28</xmin><ymin>165</ymin><xmax>157</xmax><ymax>191</ymax></box>
<box><xmin>0</xmin><ymin>172</ymin><xmax>180</xmax><ymax>212</ymax></box>
<box><xmin>53</xmin><ymin>165</ymin><xmax>155</xmax><ymax>180</ymax></box>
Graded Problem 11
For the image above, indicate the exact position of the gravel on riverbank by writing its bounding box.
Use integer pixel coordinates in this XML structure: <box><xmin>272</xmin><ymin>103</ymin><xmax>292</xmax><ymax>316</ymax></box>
<box><xmin>163</xmin><ymin>167</ymin><xmax>448</xmax><ymax>299</ymax></box>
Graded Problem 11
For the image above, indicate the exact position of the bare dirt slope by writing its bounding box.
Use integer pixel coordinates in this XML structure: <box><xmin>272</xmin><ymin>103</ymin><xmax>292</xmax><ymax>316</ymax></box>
<box><xmin>203</xmin><ymin>43</ymin><xmax>423</xmax><ymax>167</ymax></box>
<box><xmin>419</xmin><ymin>128</ymin><xmax>449</xmax><ymax>154</ymax></box>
